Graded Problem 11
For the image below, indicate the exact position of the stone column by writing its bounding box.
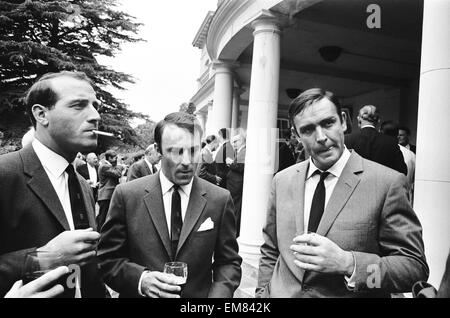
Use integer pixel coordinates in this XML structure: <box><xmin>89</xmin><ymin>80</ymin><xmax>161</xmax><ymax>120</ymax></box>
<box><xmin>414</xmin><ymin>0</ymin><xmax>450</xmax><ymax>287</ymax></box>
<box><xmin>238</xmin><ymin>13</ymin><xmax>281</xmax><ymax>266</ymax></box>
<box><xmin>204</xmin><ymin>102</ymin><xmax>213</xmax><ymax>136</ymax></box>
<box><xmin>196</xmin><ymin>111</ymin><xmax>207</xmax><ymax>136</ymax></box>
<box><xmin>231</xmin><ymin>87</ymin><xmax>241</xmax><ymax>130</ymax></box>
<box><xmin>209</xmin><ymin>61</ymin><xmax>235</xmax><ymax>134</ymax></box>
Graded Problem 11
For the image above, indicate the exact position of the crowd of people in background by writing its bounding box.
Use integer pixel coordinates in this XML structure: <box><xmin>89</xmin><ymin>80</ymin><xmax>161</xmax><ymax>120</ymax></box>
<box><xmin>2</xmin><ymin>71</ymin><xmax>448</xmax><ymax>299</ymax></box>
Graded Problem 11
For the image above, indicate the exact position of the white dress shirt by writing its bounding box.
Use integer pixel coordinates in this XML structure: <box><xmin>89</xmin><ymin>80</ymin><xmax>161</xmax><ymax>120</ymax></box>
<box><xmin>303</xmin><ymin>147</ymin><xmax>351</xmax><ymax>232</ymax></box>
<box><xmin>159</xmin><ymin>169</ymin><xmax>193</xmax><ymax>236</ymax></box>
<box><xmin>32</xmin><ymin>139</ymin><xmax>75</xmax><ymax>230</ymax></box>
<box><xmin>87</xmin><ymin>163</ymin><xmax>97</xmax><ymax>186</ymax></box>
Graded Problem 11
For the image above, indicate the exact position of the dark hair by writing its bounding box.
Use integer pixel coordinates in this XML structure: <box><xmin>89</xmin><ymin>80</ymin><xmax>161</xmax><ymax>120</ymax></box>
<box><xmin>218</xmin><ymin>128</ymin><xmax>229</xmax><ymax>140</ymax></box>
<box><xmin>398</xmin><ymin>126</ymin><xmax>411</xmax><ymax>136</ymax></box>
<box><xmin>25</xmin><ymin>71</ymin><xmax>92</xmax><ymax>128</ymax></box>
<box><xmin>288</xmin><ymin>88</ymin><xmax>343</xmax><ymax>136</ymax></box>
<box><xmin>144</xmin><ymin>143</ymin><xmax>157</xmax><ymax>156</ymax></box>
<box><xmin>154</xmin><ymin>112</ymin><xmax>203</xmax><ymax>152</ymax></box>
<box><xmin>380</xmin><ymin>120</ymin><xmax>399</xmax><ymax>137</ymax></box>
<box><xmin>105</xmin><ymin>150</ymin><xmax>117</xmax><ymax>160</ymax></box>
<box><xmin>205</xmin><ymin>135</ymin><xmax>216</xmax><ymax>144</ymax></box>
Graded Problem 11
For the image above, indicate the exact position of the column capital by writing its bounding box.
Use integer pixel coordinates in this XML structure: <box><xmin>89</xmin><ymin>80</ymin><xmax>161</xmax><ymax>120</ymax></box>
<box><xmin>250</xmin><ymin>10</ymin><xmax>282</xmax><ymax>36</ymax></box>
<box><xmin>211</xmin><ymin>60</ymin><xmax>240</xmax><ymax>74</ymax></box>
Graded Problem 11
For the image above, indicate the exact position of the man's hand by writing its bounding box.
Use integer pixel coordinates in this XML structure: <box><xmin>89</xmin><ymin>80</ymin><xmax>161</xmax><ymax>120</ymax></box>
<box><xmin>225</xmin><ymin>157</ymin><xmax>233</xmax><ymax>166</ymax></box>
<box><xmin>140</xmin><ymin>271</ymin><xmax>181</xmax><ymax>298</ymax></box>
<box><xmin>5</xmin><ymin>266</ymin><xmax>69</xmax><ymax>298</ymax></box>
<box><xmin>215</xmin><ymin>176</ymin><xmax>222</xmax><ymax>185</ymax></box>
<box><xmin>38</xmin><ymin>228</ymin><xmax>100</xmax><ymax>266</ymax></box>
<box><xmin>290</xmin><ymin>233</ymin><xmax>354</xmax><ymax>276</ymax></box>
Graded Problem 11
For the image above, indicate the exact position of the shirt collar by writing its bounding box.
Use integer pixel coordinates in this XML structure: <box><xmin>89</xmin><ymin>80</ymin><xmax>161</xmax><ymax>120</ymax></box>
<box><xmin>159</xmin><ymin>168</ymin><xmax>193</xmax><ymax>197</ymax></box>
<box><xmin>32</xmin><ymin>138</ymin><xmax>70</xmax><ymax>178</ymax></box>
<box><xmin>307</xmin><ymin>147</ymin><xmax>351</xmax><ymax>179</ymax></box>
<box><xmin>219</xmin><ymin>140</ymin><xmax>228</xmax><ymax>148</ymax></box>
<box><xmin>144</xmin><ymin>158</ymin><xmax>153</xmax><ymax>170</ymax></box>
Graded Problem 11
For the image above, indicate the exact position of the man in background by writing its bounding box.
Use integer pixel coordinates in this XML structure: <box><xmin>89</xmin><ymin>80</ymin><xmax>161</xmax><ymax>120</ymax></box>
<box><xmin>226</xmin><ymin>130</ymin><xmax>246</xmax><ymax>237</ymax></box>
<box><xmin>77</xmin><ymin>152</ymin><xmax>100</xmax><ymax>201</ymax></box>
<box><xmin>97</xmin><ymin>149</ymin><xmax>123</xmax><ymax>230</ymax></box>
<box><xmin>197</xmin><ymin>135</ymin><xmax>221</xmax><ymax>185</ymax></box>
<box><xmin>381</xmin><ymin>121</ymin><xmax>416</xmax><ymax>202</ymax></box>
<box><xmin>398</xmin><ymin>126</ymin><xmax>416</xmax><ymax>154</ymax></box>
<box><xmin>214</xmin><ymin>128</ymin><xmax>234</xmax><ymax>188</ymax></box>
<box><xmin>127</xmin><ymin>143</ymin><xmax>161</xmax><ymax>182</ymax></box>
<box><xmin>345</xmin><ymin>105</ymin><xmax>407</xmax><ymax>175</ymax></box>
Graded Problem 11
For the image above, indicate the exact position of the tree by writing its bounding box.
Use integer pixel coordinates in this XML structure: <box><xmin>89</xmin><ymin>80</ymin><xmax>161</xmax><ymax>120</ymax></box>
<box><xmin>0</xmin><ymin>0</ymin><xmax>146</xmax><ymax>148</ymax></box>
<box><xmin>179</xmin><ymin>101</ymin><xmax>196</xmax><ymax>115</ymax></box>
<box><xmin>134</xmin><ymin>118</ymin><xmax>156</xmax><ymax>148</ymax></box>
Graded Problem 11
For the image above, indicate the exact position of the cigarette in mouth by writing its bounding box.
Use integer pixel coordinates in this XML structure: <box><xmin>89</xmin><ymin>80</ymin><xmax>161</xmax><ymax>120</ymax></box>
<box><xmin>92</xmin><ymin>130</ymin><xmax>115</xmax><ymax>137</ymax></box>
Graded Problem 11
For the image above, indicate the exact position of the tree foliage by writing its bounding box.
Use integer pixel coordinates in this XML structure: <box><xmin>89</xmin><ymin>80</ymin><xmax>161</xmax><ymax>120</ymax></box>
<box><xmin>0</xmin><ymin>0</ymin><xmax>146</xmax><ymax>148</ymax></box>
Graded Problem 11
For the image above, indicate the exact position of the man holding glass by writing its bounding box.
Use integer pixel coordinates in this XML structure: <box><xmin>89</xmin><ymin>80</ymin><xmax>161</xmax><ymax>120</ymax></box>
<box><xmin>98</xmin><ymin>112</ymin><xmax>242</xmax><ymax>298</ymax></box>
<box><xmin>256</xmin><ymin>88</ymin><xmax>428</xmax><ymax>298</ymax></box>
<box><xmin>0</xmin><ymin>71</ymin><xmax>105</xmax><ymax>297</ymax></box>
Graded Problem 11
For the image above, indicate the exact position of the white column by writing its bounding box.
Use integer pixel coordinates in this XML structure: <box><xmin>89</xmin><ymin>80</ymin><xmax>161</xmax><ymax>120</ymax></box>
<box><xmin>414</xmin><ymin>0</ymin><xmax>450</xmax><ymax>288</ymax></box>
<box><xmin>196</xmin><ymin>111</ymin><xmax>207</xmax><ymax>135</ymax></box>
<box><xmin>238</xmin><ymin>14</ymin><xmax>281</xmax><ymax>266</ymax></box>
<box><xmin>204</xmin><ymin>102</ymin><xmax>213</xmax><ymax>136</ymax></box>
<box><xmin>209</xmin><ymin>61</ymin><xmax>235</xmax><ymax>134</ymax></box>
<box><xmin>231</xmin><ymin>87</ymin><xmax>240</xmax><ymax>129</ymax></box>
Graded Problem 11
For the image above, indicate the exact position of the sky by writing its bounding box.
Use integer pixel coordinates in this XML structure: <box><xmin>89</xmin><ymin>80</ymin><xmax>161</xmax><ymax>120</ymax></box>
<box><xmin>98</xmin><ymin>0</ymin><xmax>217</xmax><ymax>125</ymax></box>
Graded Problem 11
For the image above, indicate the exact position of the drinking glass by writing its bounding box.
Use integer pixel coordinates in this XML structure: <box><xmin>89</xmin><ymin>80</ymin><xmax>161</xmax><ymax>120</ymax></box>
<box><xmin>22</xmin><ymin>251</ymin><xmax>64</xmax><ymax>285</ymax></box>
<box><xmin>163</xmin><ymin>261</ymin><xmax>187</xmax><ymax>297</ymax></box>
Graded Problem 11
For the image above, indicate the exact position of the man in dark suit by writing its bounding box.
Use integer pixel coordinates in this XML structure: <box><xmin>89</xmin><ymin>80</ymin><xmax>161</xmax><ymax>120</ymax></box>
<box><xmin>398</xmin><ymin>126</ymin><xmax>416</xmax><ymax>154</ymax></box>
<box><xmin>77</xmin><ymin>152</ymin><xmax>99</xmax><ymax>201</ymax></box>
<box><xmin>127</xmin><ymin>143</ymin><xmax>161</xmax><ymax>182</ymax></box>
<box><xmin>0</xmin><ymin>71</ymin><xmax>105</xmax><ymax>297</ymax></box>
<box><xmin>197</xmin><ymin>135</ymin><xmax>221</xmax><ymax>185</ymax></box>
<box><xmin>257</xmin><ymin>88</ymin><xmax>427</xmax><ymax>298</ymax></box>
<box><xmin>226</xmin><ymin>130</ymin><xmax>246</xmax><ymax>237</ymax></box>
<box><xmin>214</xmin><ymin>128</ymin><xmax>235</xmax><ymax>188</ymax></box>
<box><xmin>277</xmin><ymin>130</ymin><xmax>298</xmax><ymax>173</ymax></box>
<box><xmin>98</xmin><ymin>112</ymin><xmax>242</xmax><ymax>298</ymax></box>
<box><xmin>97</xmin><ymin>150</ymin><xmax>123</xmax><ymax>230</ymax></box>
<box><xmin>345</xmin><ymin>105</ymin><xmax>407</xmax><ymax>175</ymax></box>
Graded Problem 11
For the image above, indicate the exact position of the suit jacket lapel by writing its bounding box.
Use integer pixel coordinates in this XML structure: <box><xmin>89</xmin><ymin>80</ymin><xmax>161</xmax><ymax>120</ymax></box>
<box><xmin>21</xmin><ymin>146</ymin><xmax>71</xmax><ymax>231</ymax></box>
<box><xmin>317</xmin><ymin>152</ymin><xmax>362</xmax><ymax>236</ymax></box>
<box><xmin>143</xmin><ymin>160</ymin><xmax>152</xmax><ymax>175</ymax></box>
<box><xmin>294</xmin><ymin>163</ymin><xmax>308</xmax><ymax>236</ymax></box>
<box><xmin>143</xmin><ymin>173</ymin><xmax>172</xmax><ymax>259</ymax></box>
<box><xmin>176</xmin><ymin>177</ymin><xmax>206</xmax><ymax>256</ymax></box>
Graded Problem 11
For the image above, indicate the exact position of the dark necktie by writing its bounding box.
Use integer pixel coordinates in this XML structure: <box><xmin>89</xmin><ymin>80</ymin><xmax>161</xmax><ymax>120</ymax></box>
<box><xmin>308</xmin><ymin>170</ymin><xmax>330</xmax><ymax>232</ymax></box>
<box><xmin>171</xmin><ymin>185</ymin><xmax>183</xmax><ymax>257</ymax></box>
<box><xmin>66</xmin><ymin>164</ymin><xmax>90</xmax><ymax>229</ymax></box>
